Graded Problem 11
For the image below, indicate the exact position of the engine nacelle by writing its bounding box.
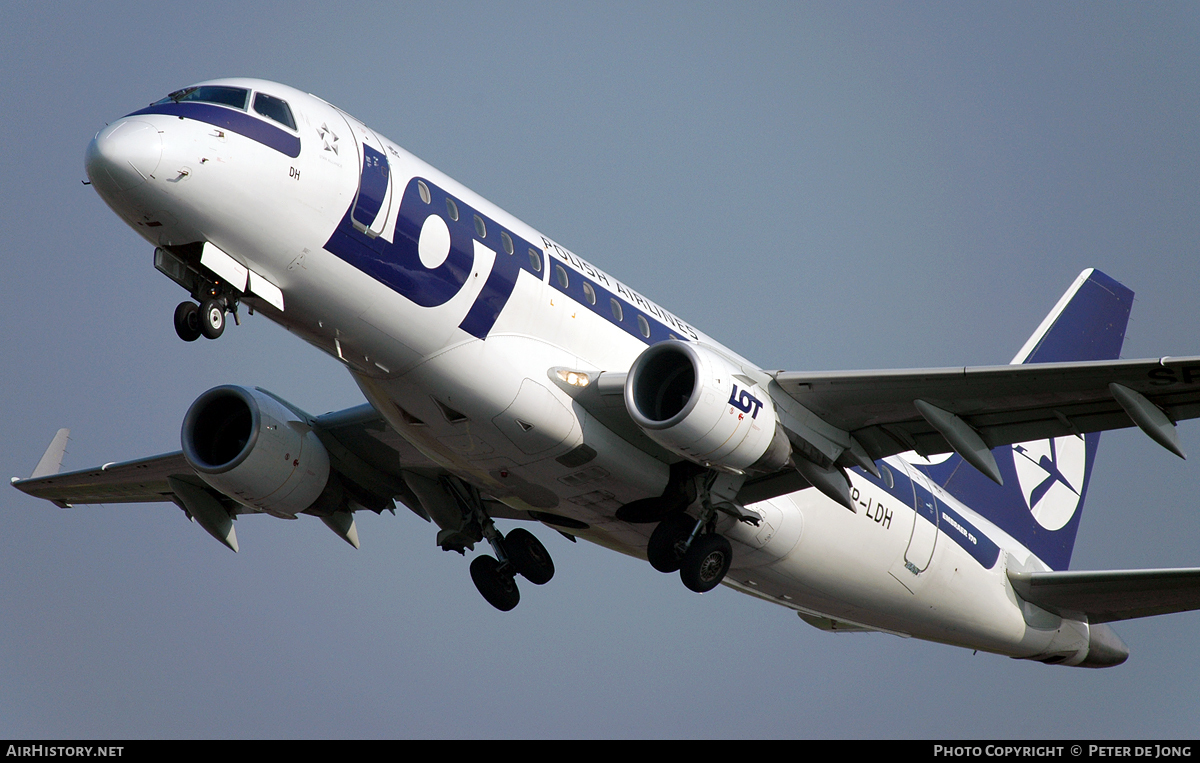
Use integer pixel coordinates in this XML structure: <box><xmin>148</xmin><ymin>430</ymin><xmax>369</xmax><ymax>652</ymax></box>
<box><xmin>181</xmin><ymin>385</ymin><xmax>331</xmax><ymax>517</ymax></box>
<box><xmin>625</xmin><ymin>341</ymin><xmax>789</xmax><ymax>473</ymax></box>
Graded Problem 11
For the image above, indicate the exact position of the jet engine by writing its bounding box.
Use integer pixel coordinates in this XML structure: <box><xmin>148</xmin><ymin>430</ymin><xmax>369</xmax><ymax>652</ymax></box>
<box><xmin>625</xmin><ymin>341</ymin><xmax>789</xmax><ymax>473</ymax></box>
<box><xmin>181</xmin><ymin>385</ymin><xmax>332</xmax><ymax>517</ymax></box>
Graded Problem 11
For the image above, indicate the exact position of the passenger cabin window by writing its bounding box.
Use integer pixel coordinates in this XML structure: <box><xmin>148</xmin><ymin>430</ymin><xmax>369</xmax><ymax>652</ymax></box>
<box><xmin>418</xmin><ymin>181</ymin><xmax>431</xmax><ymax>204</ymax></box>
<box><xmin>501</xmin><ymin>231</ymin><xmax>514</xmax><ymax>255</ymax></box>
<box><xmin>528</xmin><ymin>249</ymin><xmax>542</xmax><ymax>272</ymax></box>
<box><xmin>555</xmin><ymin>264</ymin><xmax>569</xmax><ymax>289</ymax></box>
<box><xmin>637</xmin><ymin>315</ymin><xmax>651</xmax><ymax>338</ymax></box>
<box><xmin>446</xmin><ymin>198</ymin><xmax>459</xmax><ymax>221</ymax></box>
<box><xmin>474</xmin><ymin>215</ymin><xmax>487</xmax><ymax>238</ymax></box>
<box><xmin>582</xmin><ymin>282</ymin><xmax>596</xmax><ymax>305</ymax></box>
<box><xmin>610</xmin><ymin>298</ymin><xmax>623</xmax><ymax>322</ymax></box>
<box><xmin>253</xmin><ymin>93</ymin><xmax>297</xmax><ymax>130</ymax></box>
<box><xmin>155</xmin><ymin>86</ymin><xmax>249</xmax><ymax>110</ymax></box>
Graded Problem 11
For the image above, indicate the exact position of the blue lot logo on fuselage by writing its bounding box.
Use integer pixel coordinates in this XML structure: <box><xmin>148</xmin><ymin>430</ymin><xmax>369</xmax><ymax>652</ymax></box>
<box><xmin>324</xmin><ymin>175</ymin><xmax>543</xmax><ymax>340</ymax></box>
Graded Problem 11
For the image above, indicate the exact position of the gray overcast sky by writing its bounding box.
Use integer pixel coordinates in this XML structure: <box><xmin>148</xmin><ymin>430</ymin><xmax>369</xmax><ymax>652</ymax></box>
<box><xmin>2</xmin><ymin>1</ymin><xmax>1199</xmax><ymax>739</ymax></box>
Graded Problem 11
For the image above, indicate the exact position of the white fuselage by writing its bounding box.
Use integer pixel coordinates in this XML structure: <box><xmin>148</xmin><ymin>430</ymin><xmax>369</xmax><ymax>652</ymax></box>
<box><xmin>85</xmin><ymin>78</ymin><xmax>1097</xmax><ymax>666</ymax></box>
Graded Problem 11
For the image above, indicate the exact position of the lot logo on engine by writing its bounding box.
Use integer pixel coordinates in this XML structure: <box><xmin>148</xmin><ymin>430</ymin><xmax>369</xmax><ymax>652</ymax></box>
<box><xmin>728</xmin><ymin>384</ymin><xmax>764</xmax><ymax>420</ymax></box>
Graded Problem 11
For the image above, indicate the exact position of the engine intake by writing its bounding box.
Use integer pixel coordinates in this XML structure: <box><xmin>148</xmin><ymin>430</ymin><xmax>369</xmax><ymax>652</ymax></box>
<box><xmin>625</xmin><ymin>342</ymin><xmax>789</xmax><ymax>473</ymax></box>
<box><xmin>181</xmin><ymin>386</ymin><xmax>332</xmax><ymax>516</ymax></box>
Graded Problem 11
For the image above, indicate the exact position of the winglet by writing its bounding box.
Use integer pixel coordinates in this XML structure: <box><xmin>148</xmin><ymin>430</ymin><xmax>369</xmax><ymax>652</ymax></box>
<box><xmin>31</xmin><ymin>429</ymin><xmax>70</xmax><ymax>479</ymax></box>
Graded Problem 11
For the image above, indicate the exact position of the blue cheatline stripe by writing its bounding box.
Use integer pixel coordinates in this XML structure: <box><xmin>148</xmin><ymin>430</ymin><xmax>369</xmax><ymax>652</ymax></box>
<box><xmin>324</xmin><ymin>172</ymin><xmax>696</xmax><ymax>343</ymax></box>
<box><xmin>127</xmin><ymin>102</ymin><xmax>301</xmax><ymax>158</ymax></box>
<box><xmin>546</xmin><ymin>256</ymin><xmax>693</xmax><ymax>345</ymax></box>
<box><xmin>854</xmin><ymin>464</ymin><xmax>1001</xmax><ymax>570</ymax></box>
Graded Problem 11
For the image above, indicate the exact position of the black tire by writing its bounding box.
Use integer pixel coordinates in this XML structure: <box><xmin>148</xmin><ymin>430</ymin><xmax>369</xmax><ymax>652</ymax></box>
<box><xmin>470</xmin><ymin>555</ymin><xmax>520</xmax><ymax>611</ymax></box>
<box><xmin>173</xmin><ymin>301</ymin><xmax>202</xmax><ymax>342</ymax></box>
<box><xmin>680</xmin><ymin>533</ymin><xmax>732</xmax><ymax>593</ymax></box>
<box><xmin>200</xmin><ymin>299</ymin><xmax>225</xmax><ymax>340</ymax></box>
<box><xmin>647</xmin><ymin>512</ymin><xmax>696</xmax><ymax>573</ymax></box>
<box><xmin>505</xmin><ymin>528</ymin><xmax>554</xmax><ymax>585</ymax></box>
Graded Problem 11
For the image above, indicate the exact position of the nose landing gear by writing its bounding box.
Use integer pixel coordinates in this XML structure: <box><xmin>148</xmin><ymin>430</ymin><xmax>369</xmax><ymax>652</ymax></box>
<box><xmin>173</xmin><ymin>296</ymin><xmax>235</xmax><ymax>342</ymax></box>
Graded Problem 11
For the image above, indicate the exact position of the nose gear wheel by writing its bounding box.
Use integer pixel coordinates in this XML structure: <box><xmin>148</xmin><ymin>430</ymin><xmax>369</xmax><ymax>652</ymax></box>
<box><xmin>173</xmin><ymin>301</ymin><xmax>202</xmax><ymax>342</ymax></box>
<box><xmin>200</xmin><ymin>299</ymin><xmax>226</xmax><ymax>339</ymax></box>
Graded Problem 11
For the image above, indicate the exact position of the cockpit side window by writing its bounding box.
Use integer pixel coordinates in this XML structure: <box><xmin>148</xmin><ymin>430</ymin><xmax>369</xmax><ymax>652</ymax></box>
<box><xmin>253</xmin><ymin>92</ymin><xmax>297</xmax><ymax>131</ymax></box>
<box><xmin>155</xmin><ymin>86</ymin><xmax>249</xmax><ymax>110</ymax></box>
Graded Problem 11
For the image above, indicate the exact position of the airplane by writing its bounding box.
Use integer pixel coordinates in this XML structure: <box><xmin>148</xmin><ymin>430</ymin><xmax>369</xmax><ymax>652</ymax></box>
<box><xmin>15</xmin><ymin>77</ymin><xmax>1200</xmax><ymax>669</ymax></box>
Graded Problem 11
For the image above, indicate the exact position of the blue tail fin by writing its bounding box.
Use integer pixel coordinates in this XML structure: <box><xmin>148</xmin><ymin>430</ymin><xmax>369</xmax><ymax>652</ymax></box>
<box><xmin>915</xmin><ymin>269</ymin><xmax>1134</xmax><ymax>570</ymax></box>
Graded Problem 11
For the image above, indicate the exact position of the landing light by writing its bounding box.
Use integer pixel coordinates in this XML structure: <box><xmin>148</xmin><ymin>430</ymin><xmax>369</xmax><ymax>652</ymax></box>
<box><xmin>556</xmin><ymin>369</ymin><xmax>591</xmax><ymax>388</ymax></box>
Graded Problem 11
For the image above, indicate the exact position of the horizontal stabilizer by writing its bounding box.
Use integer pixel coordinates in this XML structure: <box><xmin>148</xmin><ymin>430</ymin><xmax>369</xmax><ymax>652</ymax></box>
<box><xmin>1009</xmin><ymin>567</ymin><xmax>1200</xmax><ymax>623</ymax></box>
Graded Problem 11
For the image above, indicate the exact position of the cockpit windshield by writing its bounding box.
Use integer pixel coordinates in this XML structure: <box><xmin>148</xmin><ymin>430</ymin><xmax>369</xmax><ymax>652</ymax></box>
<box><xmin>252</xmin><ymin>92</ymin><xmax>297</xmax><ymax>131</ymax></box>
<box><xmin>153</xmin><ymin>86</ymin><xmax>249</xmax><ymax>110</ymax></box>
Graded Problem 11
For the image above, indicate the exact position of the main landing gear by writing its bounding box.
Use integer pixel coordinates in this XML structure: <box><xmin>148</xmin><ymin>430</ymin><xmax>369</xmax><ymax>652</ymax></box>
<box><xmin>470</xmin><ymin>526</ymin><xmax>556</xmax><ymax>611</ymax></box>
<box><xmin>435</xmin><ymin>475</ymin><xmax>556</xmax><ymax>612</ymax></box>
<box><xmin>645</xmin><ymin>472</ymin><xmax>752</xmax><ymax>594</ymax></box>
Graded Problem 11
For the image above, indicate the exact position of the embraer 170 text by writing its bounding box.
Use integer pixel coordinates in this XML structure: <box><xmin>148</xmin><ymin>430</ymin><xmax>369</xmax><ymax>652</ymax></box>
<box><xmin>17</xmin><ymin>79</ymin><xmax>1200</xmax><ymax>668</ymax></box>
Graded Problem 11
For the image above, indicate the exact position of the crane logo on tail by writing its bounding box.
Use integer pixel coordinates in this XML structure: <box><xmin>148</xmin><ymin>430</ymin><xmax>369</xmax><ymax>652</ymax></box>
<box><xmin>1012</xmin><ymin>436</ymin><xmax>1086</xmax><ymax>531</ymax></box>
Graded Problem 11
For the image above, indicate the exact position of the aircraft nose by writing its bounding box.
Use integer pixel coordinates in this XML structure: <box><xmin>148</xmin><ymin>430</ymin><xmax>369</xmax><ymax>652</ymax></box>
<box><xmin>85</xmin><ymin>120</ymin><xmax>163</xmax><ymax>192</ymax></box>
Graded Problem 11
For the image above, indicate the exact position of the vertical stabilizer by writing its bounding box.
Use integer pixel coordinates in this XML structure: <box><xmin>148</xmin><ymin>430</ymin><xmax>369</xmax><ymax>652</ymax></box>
<box><xmin>916</xmin><ymin>269</ymin><xmax>1134</xmax><ymax>570</ymax></box>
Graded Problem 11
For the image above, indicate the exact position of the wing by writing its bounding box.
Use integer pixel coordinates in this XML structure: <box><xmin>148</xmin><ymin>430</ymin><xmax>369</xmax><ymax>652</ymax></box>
<box><xmin>773</xmin><ymin>355</ymin><xmax>1200</xmax><ymax>467</ymax></box>
<box><xmin>579</xmin><ymin>356</ymin><xmax>1200</xmax><ymax>505</ymax></box>
<box><xmin>1008</xmin><ymin>568</ymin><xmax>1200</xmax><ymax>623</ymax></box>
<box><xmin>11</xmin><ymin>404</ymin><xmax>437</xmax><ymax>511</ymax></box>
<box><xmin>10</xmin><ymin>403</ymin><xmax>455</xmax><ymax>550</ymax></box>
<box><xmin>12</xmin><ymin>450</ymin><xmax>197</xmax><ymax>508</ymax></box>
<box><xmin>769</xmin><ymin>269</ymin><xmax>1200</xmax><ymax>484</ymax></box>
<box><xmin>572</xmin><ymin>270</ymin><xmax>1200</xmax><ymax>511</ymax></box>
